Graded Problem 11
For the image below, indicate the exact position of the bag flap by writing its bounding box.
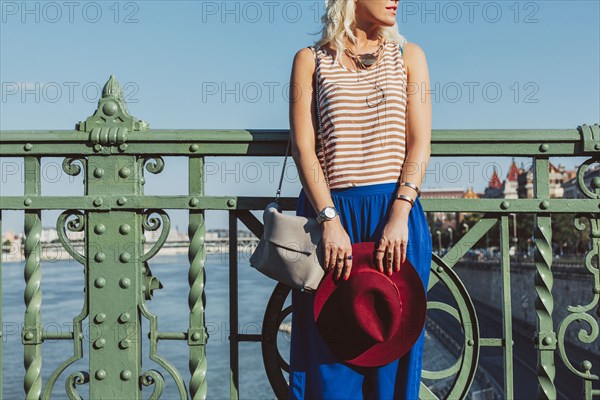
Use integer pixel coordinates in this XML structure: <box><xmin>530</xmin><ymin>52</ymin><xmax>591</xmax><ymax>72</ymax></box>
<box><xmin>263</xmin><ymin>202</ymin><xmax>322</xmax><ymax>255</ymax></box>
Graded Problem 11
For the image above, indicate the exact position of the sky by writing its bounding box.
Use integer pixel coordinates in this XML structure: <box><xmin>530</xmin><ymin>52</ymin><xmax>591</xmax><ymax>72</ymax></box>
<box><xmin>1</xmin><ymin>0</ymin><xmax>599</xmax><ymax>234</ymax></box>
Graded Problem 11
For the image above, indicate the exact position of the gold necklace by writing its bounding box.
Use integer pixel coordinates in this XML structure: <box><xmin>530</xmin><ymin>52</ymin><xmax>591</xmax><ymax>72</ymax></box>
<box><xmin>344</xmin><ymin>35</ymin><xmax>386</xmax><ymax>70</ymax></box>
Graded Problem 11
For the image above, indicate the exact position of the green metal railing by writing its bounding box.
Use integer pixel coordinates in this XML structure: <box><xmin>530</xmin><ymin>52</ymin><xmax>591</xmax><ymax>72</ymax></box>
<box><xmin>0</xmin><ymin>75</ymin><xmax>598</xmax><ymax>399</ymax></box>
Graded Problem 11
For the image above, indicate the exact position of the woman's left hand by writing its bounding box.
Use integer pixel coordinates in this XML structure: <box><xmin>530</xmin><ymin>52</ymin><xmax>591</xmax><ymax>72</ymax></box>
<box><xmin>373</xmin><ymin>217</ymin><xmax>409</xmax><ymax>276</ymax></box>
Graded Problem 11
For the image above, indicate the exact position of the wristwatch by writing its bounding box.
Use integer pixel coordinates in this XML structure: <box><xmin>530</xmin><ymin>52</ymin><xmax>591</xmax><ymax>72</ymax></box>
<box><xmin>316</xmin><ymin>206</ymin><xmax>339</xmax><ymax>224</ymax></box>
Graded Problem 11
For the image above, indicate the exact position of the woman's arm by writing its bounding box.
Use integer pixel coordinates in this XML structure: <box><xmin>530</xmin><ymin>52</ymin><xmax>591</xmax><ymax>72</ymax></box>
<box><xmin>374</xmin><ymin>42</ymin><xmax>432</xmax><ymax>274</ymax></box>
<box><xmin>289</xmin><ymin>47</ymin><xmax>353</xmax><ymax>279</ymax></box>
<box><xmin>388</xmin><ymin>42</ymin><xmax>432</xmax><ymax>222</ymax></box>
<box><xmin>289</xmin><ymin>47</ymin><xmax>335</xmax><ymax>217</ymax></box>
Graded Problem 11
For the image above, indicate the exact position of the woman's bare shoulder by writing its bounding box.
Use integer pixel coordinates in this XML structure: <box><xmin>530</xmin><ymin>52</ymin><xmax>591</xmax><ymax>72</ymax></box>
<box><xmin>293</xmin><ymin>47</ymin><xmax>317</xmax><ymax>70</ymax></box>
<box><xmin>402</xmin><ymin>41</ymin><xmax>428</xmax><ymax>74</ymax></box>
<box><xmin>403</xmin><ymin>42</ymin><xmax>427</xmax><ymax>60</ymax></box>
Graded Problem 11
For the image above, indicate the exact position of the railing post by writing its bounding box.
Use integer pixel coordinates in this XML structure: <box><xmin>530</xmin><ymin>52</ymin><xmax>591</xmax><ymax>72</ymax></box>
<box><xmin>77</xmin><ymin>76</ymin><xmax>148</xmax><ymax>399</ymax></box>
<box><xmin>188</xmin><ymin>155</ymin><xmax>208</xmax><ymax>399</ymax></box>
<box><xmin>22</xmin><ymin>156</ymin><xmax>43</xmax><ymax>400</ymax></box>
<box><xmin>533</xmin><ymin>156</ymin><xmax>556</xmax><ymax>399</ymax></box>
<box><xmin>229</xmin><ymin>211</ymin><xmax>239</xmax><ymax>400</ymax></box>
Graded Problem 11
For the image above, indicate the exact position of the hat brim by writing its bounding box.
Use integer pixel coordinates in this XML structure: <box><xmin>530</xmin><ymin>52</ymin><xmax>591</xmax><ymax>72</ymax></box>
<box><xmin>313</xmin><ymin>241</ymin><xmax>427</xmax><ymax>367</ymax></box>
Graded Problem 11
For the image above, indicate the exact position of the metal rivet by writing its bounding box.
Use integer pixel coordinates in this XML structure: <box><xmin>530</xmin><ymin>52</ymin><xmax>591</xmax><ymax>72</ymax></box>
<box><xmin>120</xmin><ymin>253</ymin><xmax>131</xmax><ymax>263</ymax></box>
<box><xmin>436</xmin><ymin>266</ymin><xmax>443</xmax><ymax>273</ymax></box>
<box><xmin>95</xmin><ymin>370</ymin><xmax>107</xmax><ymax>380</ymax></box>
<box><xmin>94</xmin><ymin>224</ymin><xmax>106</xmax><ymax>234</ymax></box>
<box><xmin>192</xmin><ymin>332</ymin><xmax>201</xmax><ymax>341</ymax></box>
<box><xmin>102</xmin><ymin>102</ymin><xmax>117</xmax><ymax>116</ymax></box>
<box><xmin>23</xmin><ymin>198</ymin><xmax>32</xmax><ymax>206</ymax></box>
<box><xmin>94</xmin><ymin>277</ymin><xmax>106</xmax><ymax>288</ymax></box>
<box><xmin>467</xmin><ymin>339</ymin><xmax>474</xmax><ymax>346</ymax></box>
<box><xmin>93</xmin><ymin>197</ymin><xmax>103</xmax><ymax>207</ymax></box>
<box><xmin>93</xmin><ymin>338</ymin><xmax>106</xmax><ymax>349</ymax></box>
<box><xmin>93</xmin><ymin>167</ymin><xmax>104</xmax><ymax>178</ymax></box>
<box><xmin>24</xmin><ymin>332</ymin><xmax>34</xmax><ymax>340</ymax></box>
<box><xmin>119</xmin><ymin>278</ymin><xmax>131</xmax><ymax>288</ymax></box>
<box><xmin>119</xmin><ymin>339</ymin><xmax>131</xmax><ymax>349</ymax></box>
<box><xmin>540</xmin><ymin>201</ymin><xmax>549</xmax><ymax>210</ymax></box>
<box><xmin>141</xmin><ymin>177</ymin><xmax>145</xmax><ymax>185</ymax></box>
<box><xmin>94</xmin><ymin>144</ymin><xmax>103</xmax><ymax>152</ymax></box>
<box><xmin>94</xmin><ymin>252</ymin><xmax>106</xmax><ymax>263</ymax></box>
<box><xmin>592</xmin><ymin>177</ymin><xmax>600</xmax><ymax>189</ymax></box>
<box><xmin>539</xmin><ymin>144</ymin><xmax>549</xmax><ymax>152</ymax></box>
<box><xmin>119</xmin><ymin>167</ymin><xmax>130</xmax><ymax>178</ymax></box>
<box><xmin>227</xmin><ymin>199</ymin><xmax>236</xmax><ymax>207</ymax></box>
<box><xmin>116</xmin><ymin>197</ymin><xmax>127</xmax><ymax>206</ymax></box>
<box><xmin>593</xmin><ymin>286</ymin><xmax>600</xmax><ymax>294</ymax></box>
<box><xmin>542</xmin><ymin>336</ymin><xmax>553</xmax><ymax>345</ymax></box>
<box><xmin>189</xmin><ymin>197</ymin><xmax>199</xmax><ymax>207</ymax></box>
<box><xmin>120</xmin><ymin>370</ymin><xmax>132</xmax><ymax>381</ymax></box>
<box><xmin>119</xmin><ymin>224</ymin><xmax>131</xmax><ymax>235</ymax></box>
<box><xmin>94</xmin><ymin>313</ymin><xmax>106</xmax><ymax>323</ymax></box>
<box><xmin>24</xmin><ymin>143</ymin><xmax>33</xmax><ymax>151</ymax></box>
<box><xmin>119</xmin><ymin>313</ymin><xmax>131</xmax><ymax>323</ymax></box>
<box><xmin>190</xmin><ymin>144</ymin><xmax>199</xmax><ymax>152</ymax></box>
<box><xmin>500</xmin><ymin>201</ymin><xmax>510</xmax><ymax>210</ymax></box>
<box><xmin>118</xmin><ymin>143</ymin><xmax>128</xmax><ymax>152</ymax></box>
<box><xmin>595</xmin><ymin>144</ymin><xmax>600</xmax><ymax>150</ymax></box>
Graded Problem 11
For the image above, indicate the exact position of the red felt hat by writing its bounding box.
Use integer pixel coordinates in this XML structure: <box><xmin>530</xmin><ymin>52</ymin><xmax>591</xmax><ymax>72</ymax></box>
<box><xmin>313</xmin><ymin>241</ymin><xmax>427</xmax><ymax>367</ymax></box>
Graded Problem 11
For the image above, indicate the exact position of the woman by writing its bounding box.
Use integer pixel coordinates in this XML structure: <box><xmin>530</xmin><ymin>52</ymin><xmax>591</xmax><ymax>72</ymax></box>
<box><xmin>288</xmin><ymin>0</ymin><xmax>432</xmax><ymax>398</ymax></box>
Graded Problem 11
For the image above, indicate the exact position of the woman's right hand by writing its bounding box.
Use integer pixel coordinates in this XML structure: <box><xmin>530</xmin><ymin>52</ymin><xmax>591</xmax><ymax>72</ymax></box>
<box><xmin>321</xmin><ymin>219</ymin><xmax>353</xmax><ymax>281</ymax></box>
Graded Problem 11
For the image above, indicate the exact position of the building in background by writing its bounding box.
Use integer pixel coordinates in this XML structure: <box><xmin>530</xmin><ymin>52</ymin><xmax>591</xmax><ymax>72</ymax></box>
<box><xmin>483</xmin><ymin>158</ymin><xmax>577</xmax><ymax>199</ymax></box>
<box><xmin>519</xmin><ymin>161</ymin><xmax>567</xmax><ymax>198</ymax></box>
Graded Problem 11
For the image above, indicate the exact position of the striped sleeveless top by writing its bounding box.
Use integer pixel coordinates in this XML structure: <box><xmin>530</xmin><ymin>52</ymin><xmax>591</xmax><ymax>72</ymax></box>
<box><xmin>312</xmin><ymin>41</ymin><xmax>408</xmax><ymax>189</ymax></box>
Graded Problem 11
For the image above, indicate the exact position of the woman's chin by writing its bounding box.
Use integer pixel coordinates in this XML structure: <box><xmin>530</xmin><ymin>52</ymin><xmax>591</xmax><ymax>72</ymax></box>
<box><xmin>377</xmin><ymin>17</ymin><xmax>397</xmax><ymax>27</ymax></box>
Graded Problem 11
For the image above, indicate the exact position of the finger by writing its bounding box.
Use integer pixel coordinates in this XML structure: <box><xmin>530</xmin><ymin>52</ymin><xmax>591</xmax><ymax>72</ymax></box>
<box><xmin>329</xmin><ymin>245</ymin><xmax>338</xmax><ymax>272</ymax></box>
<box><xmin>323</xmin><ymin>243</ymin><xmax>330</xmax><ymax>271</ymax></box>
<box><xmin>374</xmin><ymin>243</ymin><xmax>386</xmax><ymax>273</ymax></box>
<box><xmin>325</xmin><ymin>242</ymin><xmax>335</xmax><ymax>272</ymax></box>
<box><xmin>334</xmin><ymin>252</ymin><xmax>344</xmax><ymax>280</ymax></box>
<box><xmin>386</xmin><ymin>247</ymin><xmax>394</xmax><ymax>276</ymax></box>
<box><xmin>343</xmin><ymin>253</ymin><xmax>353</xmax><ymax>280</ymax></box>
<box><xmin>402</xmin><ymin>240</ymin><xmax>408</xmax><ymax>265</ymax></box>
<box><xmin>374</xmin><ymin>249</ymin><xmax>385</xmax><ymax>273</ymax></box>
<box><xmin>394</xmin><ymin>243</ymin><xmax>402</xmax><ymax>272</ymax></box>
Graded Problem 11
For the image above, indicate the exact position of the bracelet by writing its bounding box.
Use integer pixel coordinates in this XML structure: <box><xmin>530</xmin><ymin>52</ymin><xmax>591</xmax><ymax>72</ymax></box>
<box><xmin>395</xmin><ymin>194</ymin><xmax>414</xmax><ymax>207</ymax></box>
<box><xmin>400</xmin><ymin>181</ymin><xmax>420</xmax><ymax>195</ymax></box>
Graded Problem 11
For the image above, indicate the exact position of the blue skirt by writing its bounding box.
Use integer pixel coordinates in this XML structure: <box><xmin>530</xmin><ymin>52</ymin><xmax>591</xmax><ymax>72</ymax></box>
<box><xmin>289</xmin><ymin>182</ymin><xmax>432</xmax><ymax>400</ymax></box>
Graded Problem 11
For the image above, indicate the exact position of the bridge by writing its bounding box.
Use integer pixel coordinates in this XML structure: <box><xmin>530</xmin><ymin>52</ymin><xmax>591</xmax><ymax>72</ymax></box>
<box><xmin>0</xmin><ymin>76</ymin><xmax>598</xmax><ymax>399</ymax></box>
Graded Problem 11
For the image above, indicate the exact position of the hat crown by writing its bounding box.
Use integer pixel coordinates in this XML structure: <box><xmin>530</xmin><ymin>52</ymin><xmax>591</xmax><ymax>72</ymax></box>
<box><xmin>343</xmin><ymin>270</ymin><xmax>402</xmax><ymax>343</ymax></box>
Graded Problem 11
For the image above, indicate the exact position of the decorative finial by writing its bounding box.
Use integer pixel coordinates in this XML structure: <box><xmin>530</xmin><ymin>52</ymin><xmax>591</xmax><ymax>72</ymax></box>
<box><xmin>76</xmin><ymin>75</ymin><xmax>148</xmax><ymax>133</ymax></box>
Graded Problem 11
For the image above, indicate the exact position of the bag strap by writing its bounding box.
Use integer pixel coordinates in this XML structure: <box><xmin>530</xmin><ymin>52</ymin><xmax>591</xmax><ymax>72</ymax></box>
<box><xmin>275</xmin><ymin>136</ymin><xmax>290</xmax><ymax>203</ymax></box>
<box><xmin>275</xmin><ymin>45</ymin><xmax>332</xmax><ymax>203</ymax></box>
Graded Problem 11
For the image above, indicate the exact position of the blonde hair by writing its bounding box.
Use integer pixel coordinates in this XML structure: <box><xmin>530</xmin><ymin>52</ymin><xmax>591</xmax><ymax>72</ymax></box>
<box><xmin>316</xmin><ymin>0</ymin><xmax>407</xmax><ymax>66</ymax></box>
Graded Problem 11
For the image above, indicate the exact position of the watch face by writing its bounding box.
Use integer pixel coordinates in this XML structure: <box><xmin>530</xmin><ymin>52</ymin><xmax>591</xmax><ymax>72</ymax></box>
<box><xmin>324</xmin><ymin>207</ymin><xmax>336</xmax><ymax>218</ymax></box>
